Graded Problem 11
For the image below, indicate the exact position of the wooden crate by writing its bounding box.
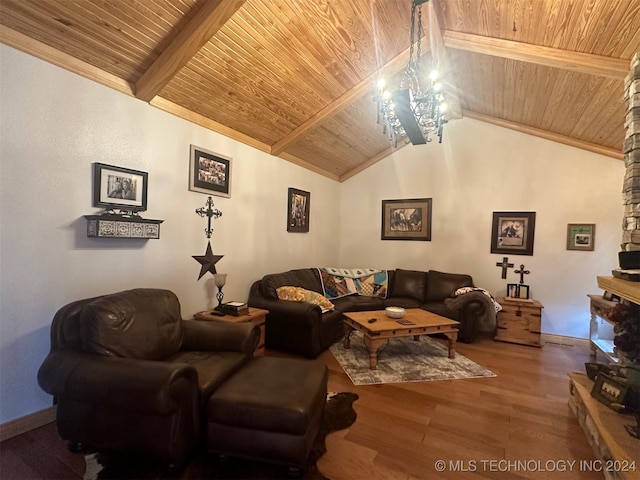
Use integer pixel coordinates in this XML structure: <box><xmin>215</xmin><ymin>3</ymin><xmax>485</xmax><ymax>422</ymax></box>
<box><xmin>495</xmin><ymin>297</ymin><xmax>543</xmax><ymax>347</ymax></box>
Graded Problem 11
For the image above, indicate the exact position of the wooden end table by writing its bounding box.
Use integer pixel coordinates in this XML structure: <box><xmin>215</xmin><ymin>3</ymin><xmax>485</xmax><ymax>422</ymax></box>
<box><xmin>194</xmin><ymin>307</ymin><xmax>268</xmax><ymax>356</ymax></box>
<box><xmin>342</xmin><ymin>308</ymin><xmax>460</xmax><ymax>369</ymax></box>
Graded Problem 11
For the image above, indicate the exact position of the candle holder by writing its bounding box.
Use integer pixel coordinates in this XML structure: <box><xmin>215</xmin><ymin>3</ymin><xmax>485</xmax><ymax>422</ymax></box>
<box><xmin>213</xmin><ymin>273</ymin><xmax>227</xmax><ymax>309</ymax></box>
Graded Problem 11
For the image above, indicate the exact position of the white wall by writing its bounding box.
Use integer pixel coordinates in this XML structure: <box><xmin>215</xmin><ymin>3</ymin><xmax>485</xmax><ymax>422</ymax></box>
<box><xmin>339</xmin><ymin>117</ymin><xmax>624</xmax><ymax>339</ymax></box>
<box><xmin>0</xmin><ymin>45</ymin><xmax>340</xmax><ymax>423</ymax></box>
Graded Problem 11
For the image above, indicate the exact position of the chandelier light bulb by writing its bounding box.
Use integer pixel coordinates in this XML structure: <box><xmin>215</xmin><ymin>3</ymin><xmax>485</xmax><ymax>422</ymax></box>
<box><xmin>429</xmin><ymin>70</ymin><xmax>439</xmax><ymax>81</ymax></box>
<box><xmin>377</xmin><ymin>78</ymin><xmax>386</xmax><ymax>89</ymax></box>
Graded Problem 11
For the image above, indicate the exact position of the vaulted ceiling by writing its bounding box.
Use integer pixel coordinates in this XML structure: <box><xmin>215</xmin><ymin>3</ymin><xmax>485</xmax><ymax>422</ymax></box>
<box><xmin>1</xmin><ymin>0</ymin><xmax>638</xmax><ymax>181</ymax></box>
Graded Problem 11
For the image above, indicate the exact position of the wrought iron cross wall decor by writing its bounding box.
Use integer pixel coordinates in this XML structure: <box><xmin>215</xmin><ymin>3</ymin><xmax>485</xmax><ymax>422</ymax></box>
<box><xmin>495</xmin><ymin>257</ymin><xmax>514</xmax><ymax>279</ymax></box>
<box><xmin>515</xmin><ymin>264</ymin><xmax>530</xmax><ymax>284</ymax></box>
<box><xmin>195</xmin><ymin>196</ymin><xmax>222</xmax><ymax>238</ymax></box>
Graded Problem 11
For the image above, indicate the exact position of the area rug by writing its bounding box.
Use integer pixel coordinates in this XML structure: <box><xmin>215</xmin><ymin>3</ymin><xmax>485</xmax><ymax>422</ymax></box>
<box><xmin>84</xmin><ymin>392</ymin><xmax>358</xmax><ymax>480</ymax></box>
<box><xmin>330</xmin><ymin>331</ymin><xmax>496</xmax><ymax>385</ymax></box>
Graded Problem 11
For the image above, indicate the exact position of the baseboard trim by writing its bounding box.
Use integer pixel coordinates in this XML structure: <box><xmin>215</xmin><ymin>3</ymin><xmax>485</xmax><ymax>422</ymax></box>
<box><xmin>0</xmin><ymin>405</ymin><xmax>56</xmax><ymax>442</ymax></box>
<box><xmin>541</xmin><ymin>333</ymin><xmax>590</xmax><ymax>348</ymax></box>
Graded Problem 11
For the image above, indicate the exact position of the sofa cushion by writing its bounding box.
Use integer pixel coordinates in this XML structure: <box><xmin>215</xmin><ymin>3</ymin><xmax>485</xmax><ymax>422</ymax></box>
<box><xmin>80</xmin><ymin>288</ymin><xmax>182</xmax><ymax>360</ymax></box>
<box><xmin>426</xmin><ymin>271</ymin><xmax>474</xmax><ymax>302</ymax></box>
<box><xmin>390</xmin><ymin>269</ymin><xmax>428</xmax><ymax>302</ymax></box>
<box><xmin>276</xmin><ymin>286</ymin><xmax>334</xmax><ymax>312</ymax></box>
<box><xmin>261</xmin><ymin>269</ymin><xmax>323</xmax><ymax>299</ymax></box>
<box><xmin>332</xmin><ymin>295</ymin><xmax>385</xmax><ymax>312</ymax></box>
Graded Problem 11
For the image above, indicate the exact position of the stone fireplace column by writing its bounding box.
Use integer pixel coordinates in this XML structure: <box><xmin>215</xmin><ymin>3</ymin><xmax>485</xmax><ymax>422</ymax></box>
<box><xmin>622</xmin><ymin>52</ymin><xmax>640</xmax><ymax>260</ymax></box>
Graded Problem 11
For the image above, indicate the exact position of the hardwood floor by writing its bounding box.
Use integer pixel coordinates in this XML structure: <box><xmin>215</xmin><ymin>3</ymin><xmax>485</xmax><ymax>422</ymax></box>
<box><xmin>1</xmin><ymin>336</ymin><xmax>605</xmax><ymax>480</ymax></box>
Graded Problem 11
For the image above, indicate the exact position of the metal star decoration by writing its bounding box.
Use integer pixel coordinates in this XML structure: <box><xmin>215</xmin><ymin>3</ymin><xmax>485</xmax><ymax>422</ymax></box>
<box><xmin>192</xmin><ymin>241</ymin><xmax>224</xmax><ymax>280</ymax></box>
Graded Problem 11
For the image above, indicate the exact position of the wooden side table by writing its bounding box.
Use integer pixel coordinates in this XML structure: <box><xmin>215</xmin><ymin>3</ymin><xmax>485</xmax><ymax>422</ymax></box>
<box><xmin>194</xmin><ymin>307</ymin><xmax>268</xmax><ymax>356</ymax></box>
<box><xmin>494</xmin><ymin>297</ymin><xmax>543</xmax><ymax>347</ymax></box>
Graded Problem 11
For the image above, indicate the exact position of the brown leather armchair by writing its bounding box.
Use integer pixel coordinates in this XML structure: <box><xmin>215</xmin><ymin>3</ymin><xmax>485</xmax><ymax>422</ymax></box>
<box><xmin>37</xmin><ymin>288</ymin><xmax>259</xmax><ymax>467</ymax></box>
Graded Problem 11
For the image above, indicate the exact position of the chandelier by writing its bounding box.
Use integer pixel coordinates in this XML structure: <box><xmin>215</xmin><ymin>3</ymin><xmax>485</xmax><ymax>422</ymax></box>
<box><xmin>375</xmin><ymin>0</ymin><xmax>447</xmax><ymax>147</ymax></box>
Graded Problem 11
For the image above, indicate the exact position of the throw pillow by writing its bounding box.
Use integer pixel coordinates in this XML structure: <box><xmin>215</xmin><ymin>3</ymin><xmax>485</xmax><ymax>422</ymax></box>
<box><xmin>276</xmin><ymin>286</ymin><xmax>335</xmax><ymax>312</ymax></box>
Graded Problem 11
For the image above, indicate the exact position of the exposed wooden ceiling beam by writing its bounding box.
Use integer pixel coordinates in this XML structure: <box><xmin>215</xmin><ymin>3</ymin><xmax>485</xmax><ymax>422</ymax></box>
<box><xmin>270</xmin><ymin>48</ymin><xmax>411</xmax><ymax>156</ymax></box>
<box><xmin>135</xmin><ymin>0</ymin><xmax>246</xmax><ymax>102</ymax></box>
<box><xmin>443</xmin><ymin>31</ymin><xmax>629</xmax><ymax>79</ymax></box>
<box><xmin>462</xmin><ymin>110</ymin><xmax>623</xmax><ymax>159</ymax></box>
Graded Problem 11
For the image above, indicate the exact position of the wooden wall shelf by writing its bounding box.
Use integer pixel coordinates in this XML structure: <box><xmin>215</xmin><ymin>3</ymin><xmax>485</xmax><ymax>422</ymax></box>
<box><xmin>597</xmin><ymin>276</ymin><xmax>640</xmax><ymax>305</ymax></box>
<box><xmin>84</xmin><ymin>214</ymin><xmax>164</xmax><ymax>239</ymax></box>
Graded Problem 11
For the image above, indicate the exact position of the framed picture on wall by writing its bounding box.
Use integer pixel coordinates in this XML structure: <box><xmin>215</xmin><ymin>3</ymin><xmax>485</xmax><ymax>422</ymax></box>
<box><xmin>490</xmin><ymin>211</ymin><xmax>536</xmax><ymax>256</ymax></box>
<box><xmin>189</xmin><ymin>145</ymin><xmax>231</xmax><ymax>197</ymax></box>
<box><xmin>566</xmin><ymin>223</ymin><xmax>595</xmax><ymax>251</ymax></box>
<box><xmin>381</xmin><ymin>198</ymin><xmax>432</xmax><ymax>241</ymax></box>
<box><xmin>93</xmin><ymin>163</ymin><xmax>148</xmax><ymax>212</ymax></box>
<box><xmin>287</xmin><ymin>188</ymin><xmax>310</xmax><ymax>232</ymax></box>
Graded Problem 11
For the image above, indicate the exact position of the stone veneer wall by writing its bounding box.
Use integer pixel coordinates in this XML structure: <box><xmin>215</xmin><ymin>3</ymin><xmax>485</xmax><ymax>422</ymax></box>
<box><xmin>622</xmin><ymin>52</ymin><xmax>640</xmax><ymax>253</ymax></box>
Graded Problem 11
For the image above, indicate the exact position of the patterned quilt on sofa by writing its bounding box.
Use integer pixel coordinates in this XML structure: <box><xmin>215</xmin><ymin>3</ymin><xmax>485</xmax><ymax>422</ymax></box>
<box><xmin>318</xmin><ymin>268</ymin><xmax>388</xmax><ymax>300</ymax></box>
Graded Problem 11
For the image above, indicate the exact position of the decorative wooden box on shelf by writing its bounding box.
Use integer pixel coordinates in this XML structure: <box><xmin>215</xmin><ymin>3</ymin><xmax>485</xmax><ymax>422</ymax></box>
<box><xmin>494</xmin><ymin>297</ymin><xmax>543</xmax><ymax>347</ymax></box>
<box><xmin>194</xmin><ymin>307</ymin><xmax>268</xmax><ymax>357</ymax></box>
<box><xmin>84</xmin><ymin>214</ymin><xmax>164</xmax><ymax>239</ymax></box>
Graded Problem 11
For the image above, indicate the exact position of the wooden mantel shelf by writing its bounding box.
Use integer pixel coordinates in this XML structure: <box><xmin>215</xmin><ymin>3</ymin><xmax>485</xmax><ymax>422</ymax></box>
<box><xmin>597</xmin><ymin>276</ymin><xmax>640</xmax><ymax>305</ymax></box>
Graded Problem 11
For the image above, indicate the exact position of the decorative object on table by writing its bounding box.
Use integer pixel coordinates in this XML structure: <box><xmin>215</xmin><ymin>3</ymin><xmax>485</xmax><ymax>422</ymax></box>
<box><xmin>189</xmin><ymin>145</ymin><xmax>231</xmax><ymax>197</ymax></box>
<box><xmin>287</xmin><ymin>188</ymin><xmax>310</xmax><ymax>232</ymax></box>
<box><xmin>381</xmin><ymin>198</ymin><xmax>432</xmax><ymax>241</ymax></box>
<box><xmin>490</xmin><ymin>211</ymin><xmax>536</xmax><ymax>256</ymax></box>
<box><xmin>192</xmin><ymin>242</ymin><xmax>224</xmax><ymax>280</ymax></box>
<box><xmin>218</xmin><ymin>301</ymin><xmax>250</xmax><ymax>316</ymax></box>
<box><xmin>515</xmin><ymin>264</ymin><xmax>530</xmax><ymax>284</ymax></box>
<box><xmin>213</xmin><ymin>273</ymin><xmax>227</xmax><ymax>308</ymax></box>
<box><xmin>566</xmin><ymin>223</ymin><xmax>595</xmax><ymax>251</ymax></box>
<box><xmin>93</xmin><ymin>162</ymin><xmax>148</xmax><ymax>212</ymax></box>
<box><xmin>495</xmin><ymin>257</ymin><xmax>514</xmax><ymax>279</ymax></box>
<box><xmin>385</xmin><ymin>306</ymin><xmax>405</xmax><ymax>319</ymax></box>
<box><xmin>506</xmin><ymin>283</ymin><xmax>529</xmax><ymax>300</ymax></box>
<box><xmin>373</xmin><ymin>0</ymin><xmax>449</xmax><ymax>147</ymax></box>
<box><xmin>195</xmin><ymin>196</ymin><xmax>223</xmax><ymax>238</ymax></box>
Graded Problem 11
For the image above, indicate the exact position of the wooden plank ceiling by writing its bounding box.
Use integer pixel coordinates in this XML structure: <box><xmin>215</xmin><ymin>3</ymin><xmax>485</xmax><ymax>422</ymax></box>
<box><xmin>1</xmin><ymin>0</ymin><xmax>638</xmax><ymax>182</ymax></box>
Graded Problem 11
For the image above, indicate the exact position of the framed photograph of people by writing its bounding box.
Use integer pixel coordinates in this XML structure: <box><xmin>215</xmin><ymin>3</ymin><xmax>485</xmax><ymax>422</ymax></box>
<box><xmin>189</xmin><ymin>145</ymin><xmax>231</xmax><ymax>197</ymax></box>
<box><xmin>590</xmin><ymin>372</ymin><xmax>630</xmax><ymax>411</ymax></box>
<box><xmin>381</xmin><ymin>198</ymin><xmax>432</xmax><ymax>241</ymax></box>
<box><xmin>287</xmin><ymin>188</ymin><xmax>310</xmax><ymax>233</ymax></box>
<box><xmin>490</xmin><ymin>211</ymin><xmax>536</xmax><ymax>256</ymax></box>
<box><xmin>93</xmin><ymin>163</ymin><xmax>148</xmax><ymax>212</ymax></box>
<box><xmin>566</xmin><ymin>223</ymin><xmax>595</xmax><ymax>251</ymax></box>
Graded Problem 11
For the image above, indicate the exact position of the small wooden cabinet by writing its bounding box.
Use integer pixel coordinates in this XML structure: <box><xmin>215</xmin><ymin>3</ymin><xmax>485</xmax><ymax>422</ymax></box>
<box><xmin>495</xmin><ymin>297</ymin><xmax>543</xmax><ymax>347</ymax></box>
<box><xmin>194</xmin><ymin>307</ymin><xmax>268</xmax><ymax>356</ymax></box>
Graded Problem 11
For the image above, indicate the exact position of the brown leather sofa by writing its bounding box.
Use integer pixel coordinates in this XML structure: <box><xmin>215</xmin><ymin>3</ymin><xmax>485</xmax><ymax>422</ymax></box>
<box><xmin>248</xmin><ymin>268</ymin><xmax>489</xmax><ymax>357</ymax></box>
<box><xmin>37</xmin><ymin>288</ymin><xmax>260</xmax><ymax>467</ymax></box>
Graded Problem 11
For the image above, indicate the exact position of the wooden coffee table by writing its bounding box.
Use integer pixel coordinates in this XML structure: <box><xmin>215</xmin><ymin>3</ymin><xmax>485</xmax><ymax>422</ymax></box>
<box><xmin>342</xmin><ymin>309</ymin><xmax>460</xmax><ymax>369</ymax></box>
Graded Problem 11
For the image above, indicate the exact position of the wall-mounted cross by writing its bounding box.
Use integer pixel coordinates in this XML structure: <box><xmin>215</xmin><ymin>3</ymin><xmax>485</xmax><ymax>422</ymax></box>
<box><xmin>195</xmin><ymin>196</ymin><xmax>223</xmax><ymax>239</ymax></box>
<box><xmin>495</xmin><ymin>257</ymin><xmax>514</xmax><ymax>279</ymax></box>
<box><xmin>515</xmin><ymin>264</ymin><xmax>530</xmax><ymax>284</ymax></box>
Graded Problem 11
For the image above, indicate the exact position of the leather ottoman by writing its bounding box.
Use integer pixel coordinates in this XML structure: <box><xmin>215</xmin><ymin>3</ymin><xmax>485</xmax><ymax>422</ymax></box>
<box><xmin>206</xmin><ymin>356</ymin><xmax>328</xmax><ymax>469</ymax></box>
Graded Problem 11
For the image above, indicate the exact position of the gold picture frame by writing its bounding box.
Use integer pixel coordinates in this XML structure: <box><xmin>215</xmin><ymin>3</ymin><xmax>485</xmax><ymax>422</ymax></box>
<box><xmin>566</xmin><ymin>223</ymin><xmax>595</xmax><ymax>251</ymax></box>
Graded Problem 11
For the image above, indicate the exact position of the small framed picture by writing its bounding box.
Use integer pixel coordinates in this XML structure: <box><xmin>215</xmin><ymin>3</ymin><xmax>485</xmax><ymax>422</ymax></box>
<box><xmin>507</xmin><ymin>283</ymin><xmax>519</xmax><ymax>298</ymax></box>
<box><xmin>381</xmin><ymin>198</ymin><xmax>432</xmax><ymax>241</ymax></box>
<box><xmin>189</xmin><ymin>145</ymin><xmax>231</xmax><ymax>197</ymax></box>
<box><xmin>490</xmin><ymin>211</ymin><xmax>536</xmax><ymax>256</ymax></box>
<box><xmin>591</xmin><ymin>372</ymin><xmax>630</xmax><ymax>411</ymax></box>
<box><xmin>518</xmin><ymin>284</ymin><xmax>530</xmax><ymax>299</ymax></box>
<box><xmin>93</xmin><ymin>163</ymin><xmax>148</xmax><ymax>212</ymax></box>
<box><xmin>566</xmin><ymin>223</ymin><xmax>595</xmax><ymax>251</ymax></box>
<box><xmin>287</xmin><ymin>188</ymin><xmax>310</xmax><ymax>233</ymax></box>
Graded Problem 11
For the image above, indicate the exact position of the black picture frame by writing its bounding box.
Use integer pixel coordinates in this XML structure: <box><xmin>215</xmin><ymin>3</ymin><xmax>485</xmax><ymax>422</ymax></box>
<box><xmin>93</xmin><ymin>163</ymin><xmax>148</xmax><ymax>212</ymax></box>
<box><xmin>490</xmin><ymin>211</ymin><xmax>536</xmax><ymax>256</ymax></box>
<box><xmin>381</xmin><ymin>198</ymin><xmax>432</xmax><ymax>241</ymax></box>
<box><xmin>591</xmin><ymin>372</ymin><xmax>630</xmax><ymax>411</ymax></box>
<box><xmin>287</xmin><ymin>188</ymin><xmax>310</xmax><ymax>233</ymax></box>
<box><xmin>189</xmin><ymin>145</ymin><xmax>231</xmax><ymax>198</ymax></box>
